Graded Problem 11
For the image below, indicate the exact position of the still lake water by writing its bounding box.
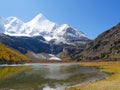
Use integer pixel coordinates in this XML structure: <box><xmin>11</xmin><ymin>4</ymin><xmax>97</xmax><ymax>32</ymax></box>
<box><xmin>0</xmin><ymin>64</ymin><xmax>107</xmax><ymax>90</ymax></box>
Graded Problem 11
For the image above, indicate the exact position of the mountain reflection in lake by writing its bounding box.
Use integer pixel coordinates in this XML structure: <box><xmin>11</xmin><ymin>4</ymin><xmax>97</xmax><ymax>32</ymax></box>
<box><xmin>0</xmin><ymin>64</ymin><xmax>106</xmax><ymax>90</ymax></box>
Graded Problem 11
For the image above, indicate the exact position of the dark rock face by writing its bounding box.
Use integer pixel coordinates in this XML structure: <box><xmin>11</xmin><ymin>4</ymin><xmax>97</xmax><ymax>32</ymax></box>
<box><xmin>0</xmin><ymin>34</ymin><xmax>51</xmax><ymax>54</ymax></box>
<box><xmin>0</xmin><ymin>34</ymin><xmax>72</xmax><ymax>55</ymax></box>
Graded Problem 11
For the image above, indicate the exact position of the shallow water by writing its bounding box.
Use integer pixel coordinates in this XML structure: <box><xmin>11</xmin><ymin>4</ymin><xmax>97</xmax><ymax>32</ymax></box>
<box><xmin>0</xmin><ymin>64</ymin><xmax>107</xmax><ymax>90</ymax></box>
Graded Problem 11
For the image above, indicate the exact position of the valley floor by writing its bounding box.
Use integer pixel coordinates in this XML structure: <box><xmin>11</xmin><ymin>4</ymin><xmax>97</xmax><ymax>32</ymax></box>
<box><xmin>67</xmin><ymin>61</ymin><xmax>120</xmax><ymax>90</ymax></box>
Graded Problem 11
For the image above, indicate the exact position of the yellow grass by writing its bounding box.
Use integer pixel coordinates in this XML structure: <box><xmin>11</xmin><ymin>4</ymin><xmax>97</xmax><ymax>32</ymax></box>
<box><xmin>67</xmin><ymin>61</ymin><xmax>120</xmax><ymax>90</ymax></box>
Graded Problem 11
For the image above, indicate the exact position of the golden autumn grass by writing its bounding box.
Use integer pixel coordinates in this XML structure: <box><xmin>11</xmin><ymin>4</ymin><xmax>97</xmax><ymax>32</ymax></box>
<box><xmin>0</xmin><ymin>43</ymin><xmax>29</xmax><ymax>63</ymax></box>
<box><xmin>67</xmin><ymin>61</ymin><xmax>120</xmax><ymax>90</ymax></box>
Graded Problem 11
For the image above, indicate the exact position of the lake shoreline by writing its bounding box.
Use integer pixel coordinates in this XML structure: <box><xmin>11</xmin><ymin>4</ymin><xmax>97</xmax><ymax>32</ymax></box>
<box><xmin>1</xmin><ymin>61</ymin><xmax>119</xmax><ymax>90</ymax></box>
<box><xmin>66</xmin><ymin>72</ymin><xmax>108</xmax><ymax>90</ymax></box>
<box><xmin>66</xmin><ymin>61</ymin><xmax>120</xmax><ymax>90</ymax></box>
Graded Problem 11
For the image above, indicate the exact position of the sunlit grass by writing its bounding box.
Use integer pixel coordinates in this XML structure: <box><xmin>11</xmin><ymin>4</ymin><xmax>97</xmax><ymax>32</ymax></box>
<box><xmin>67</xmin><ymin>61</ymin><xmax>120</xmax><ymax>90</ymax></box>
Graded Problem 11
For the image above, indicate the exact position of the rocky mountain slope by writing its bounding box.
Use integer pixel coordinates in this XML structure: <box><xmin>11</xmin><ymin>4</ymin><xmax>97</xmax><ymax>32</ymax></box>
<box><xmin>0</xmin><ymin>33</ymin><xmax>86</xmax><ymax>60</ymax></box>
<box><xmin>0</xmin><ymin>42</ymin><xmax>29</xmax><ymax>64</ymax></box>
<box><xmin>0</xmin><ymin>33</ymin><xmax>73</xmax><ymax>55</ymax></box>
<box><xmin>74</xmin><ymin>23</ymin><xmax>120</xmax><ymax>61</ymax></box>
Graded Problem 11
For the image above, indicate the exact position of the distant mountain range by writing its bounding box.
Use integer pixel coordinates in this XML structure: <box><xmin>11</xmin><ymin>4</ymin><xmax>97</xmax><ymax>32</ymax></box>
<box><xmin>0</xmin><ymin>13</ymin><xmax>90</xmax><ymax>61</ymax></box>
<box><xmin>0</xmin><ymin>13</ymin><xmax>89</xmax><ymax>44</ymax></box>
<box><xmin>0</xmin><ymin>13</ymin><xmax>119</xmax><ymax>62</ymax></box>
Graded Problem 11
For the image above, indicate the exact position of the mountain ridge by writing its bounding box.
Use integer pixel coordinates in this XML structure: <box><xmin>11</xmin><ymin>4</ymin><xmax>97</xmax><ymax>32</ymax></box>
<box><xmin>0</xmin><ymin>13</ymin><xmax>90</xmax><ymax>44</ymax></box>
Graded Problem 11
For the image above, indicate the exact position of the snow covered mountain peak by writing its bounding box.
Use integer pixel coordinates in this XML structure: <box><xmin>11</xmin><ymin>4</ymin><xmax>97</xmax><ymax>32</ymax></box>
<box><xmin>0</xmin><ymin>13</ymin><xmax>90</xmax><ymax>44</ymax></box>
<box><xmin>28</xmin><ymin>13</ymin><xmax>48</xmax><ymax>24</ymax></box>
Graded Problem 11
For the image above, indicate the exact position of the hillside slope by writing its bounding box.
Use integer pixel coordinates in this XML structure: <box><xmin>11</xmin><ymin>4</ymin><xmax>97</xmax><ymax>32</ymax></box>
<box><xmin>73</xmin><ymin>23</ymin><xmax>120</xmax><ymax>61</ymax></box>
<box><xmin>0</xmin><ymin>43</ymin><xmax>29</xmax><ymax>64</ymax></box>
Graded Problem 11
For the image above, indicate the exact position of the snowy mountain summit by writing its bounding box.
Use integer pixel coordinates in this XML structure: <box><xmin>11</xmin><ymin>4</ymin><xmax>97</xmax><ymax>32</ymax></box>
<box><xmin>0</xmin><ymin>13</ymin><xmax>89</xmax><ymax>44</ymax></box>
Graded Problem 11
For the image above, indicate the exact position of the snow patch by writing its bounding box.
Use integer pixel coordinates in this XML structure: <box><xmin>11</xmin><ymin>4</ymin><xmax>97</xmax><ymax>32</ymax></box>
<box><xmin>44</xmin><ymin>36</ymin><xmax>52</xmax><ymax>41</ymax></box>
<box><xmin>49</xmin><ymin>54</ymin><xmax>61</xmax><ymax>61</ymax></box>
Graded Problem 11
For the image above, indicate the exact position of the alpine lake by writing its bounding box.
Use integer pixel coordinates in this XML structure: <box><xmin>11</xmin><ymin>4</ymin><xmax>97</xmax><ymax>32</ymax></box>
<box><xmin>0</xmin><ymin>63</ymin><xmax>107</xmax><ymax>90</ymax></box>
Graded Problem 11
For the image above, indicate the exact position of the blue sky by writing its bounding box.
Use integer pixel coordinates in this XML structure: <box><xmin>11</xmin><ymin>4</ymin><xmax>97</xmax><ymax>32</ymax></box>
<box><xmin>0</xmin><ymin>0</ymin><xmax>120</xmax><ymax>39</ymax></box>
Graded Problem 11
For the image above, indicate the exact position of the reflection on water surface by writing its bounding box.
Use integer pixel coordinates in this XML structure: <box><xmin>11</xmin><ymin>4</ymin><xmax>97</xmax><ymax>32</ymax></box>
<box><xmin>0</xmin><ymin>64</ymin><xmax>106</xmax><ymax>90</ymax></box>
